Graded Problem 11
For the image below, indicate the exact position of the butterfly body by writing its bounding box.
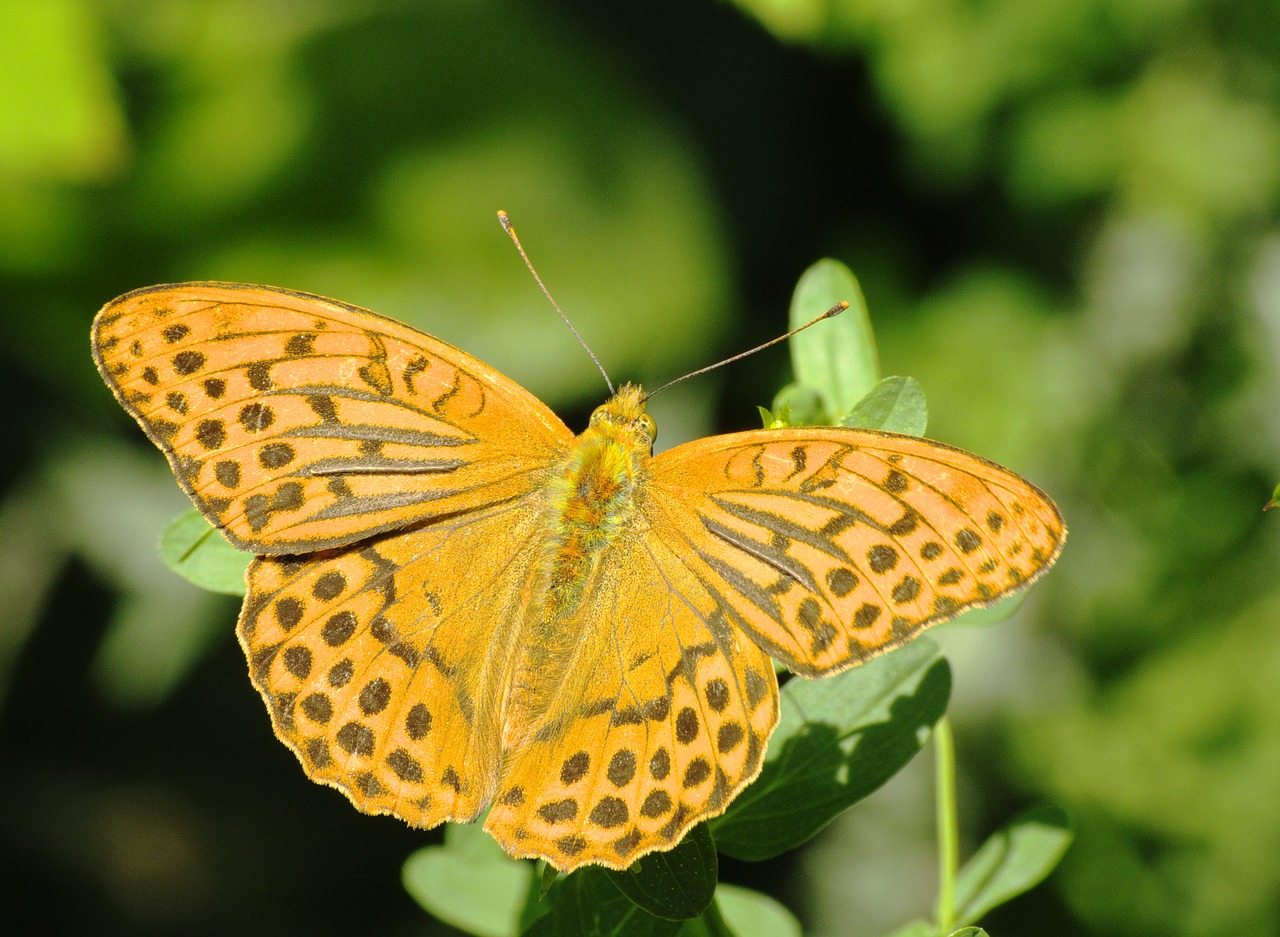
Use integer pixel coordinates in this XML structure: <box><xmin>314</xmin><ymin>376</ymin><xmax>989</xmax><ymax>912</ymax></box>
<box><xmin>92</xmin><ymin>282</ymin><xmax>1064</xmax><ymax>871</ymax></box>
<box><xmin>537</xmin><ymin>382</ymin><xmax>653</xmax><ymax>623</ymax></box>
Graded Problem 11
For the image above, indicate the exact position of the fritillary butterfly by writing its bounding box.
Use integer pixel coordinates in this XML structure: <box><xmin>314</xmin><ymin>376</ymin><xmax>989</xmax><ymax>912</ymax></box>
<box><xmin>91</xmin><ymin>281</ymin><xmax>1064</xmax><ymax>871</ymax></box>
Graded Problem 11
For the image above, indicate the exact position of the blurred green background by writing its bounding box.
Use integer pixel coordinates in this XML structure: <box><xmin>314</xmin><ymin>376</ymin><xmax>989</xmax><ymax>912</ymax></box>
<box><xmin>2</xmin><ymin>1</ymin><xmax>1279</xmax><ymax>934</ymax></box>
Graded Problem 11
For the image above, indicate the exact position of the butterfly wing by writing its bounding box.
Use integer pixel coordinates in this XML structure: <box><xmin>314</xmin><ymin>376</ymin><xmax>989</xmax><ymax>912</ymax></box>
<box><xmin>238</xmin><ymin>492</ymin><xmax>549</xmax><ymax>826</ymax></box>
<box><xmin>646</xmin><ymin>428</ymin><xmax>1065</xmax><ymax>676</ymax></box>
<box><xmin>483</xmin><ymin>520</ymin><xmax>780</xmax><ymax>871</ymax></box>
<box><xmin>92</xmin><ymin>283</ymin><xmax>572</xmax><ymax>552</ymax></box>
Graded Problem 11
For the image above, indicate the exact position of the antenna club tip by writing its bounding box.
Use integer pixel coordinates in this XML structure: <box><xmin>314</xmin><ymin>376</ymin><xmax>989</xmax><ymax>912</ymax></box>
<box><xmin>497</xmin><ymin>210</ymin><xmax>512</xmax><ymax>228</ymax></box>
<box><xmin>826</xmin><ymin>300</ymin><xmax>851</xmax><ymax>317</ymax></box>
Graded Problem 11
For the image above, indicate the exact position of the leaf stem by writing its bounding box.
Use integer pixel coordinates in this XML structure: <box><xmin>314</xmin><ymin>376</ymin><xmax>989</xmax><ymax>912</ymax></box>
<box><xmin>935</xmin><ymin>714</ymin><xmax>958</xmax><ymax>933</ymax></box>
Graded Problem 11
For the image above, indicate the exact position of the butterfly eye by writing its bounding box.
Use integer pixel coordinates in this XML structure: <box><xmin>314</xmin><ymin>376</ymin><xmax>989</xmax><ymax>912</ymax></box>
<box><xmin>638</xmin><ymin>413</ymin><xmax>657</xmax><ymax>443</ymax></box>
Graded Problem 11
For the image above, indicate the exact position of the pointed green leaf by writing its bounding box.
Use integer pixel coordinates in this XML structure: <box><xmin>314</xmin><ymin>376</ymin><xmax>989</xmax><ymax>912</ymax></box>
<box><xmin>403</xmin><ymin>823</ymin><xmax>531</xmax><ymax>937</ymax></box>
<box><xmin>948</xmin><ymin>805</ymin><xmax>1072</xmax><ymax>927</ymax></box>
<box><xmin>607</xmin><ymin>822</ymin><xmax>717</xmax><ymax>920</ymax></box>
<box><xmin>840</xmin><ymin>376</ymin><xmax>927</xmax><ymax>436</ymax></box>
<box><xmin>519</xmin><ymin>863</ymin><xmax>557</xmax><ymax>934</ymax></box>
<box><xmin>711</xmin><ymin>640</ymin><xmax>951</xmax><ymax>860</ymax></box>
<box><xmin>1266</xmin><ymin>482</ymin><xmax>1280</xmax><ymax>511</ymax></box>
<box><xmin>522</xmin><ymin>868</ymin><xmax>681</xmax><ymax>937</ymax></box>
<box><xmin>538</xmin><ymin>862</ymin><xmax>561</xmax><ymax>896</ymax></box>
<box><xmin>158</xmin><ymin>509</ymin><xmax>249</xmax><ymax>595</ymax></box>
<box><xmin>788</xmin><ymin>259</ymin><xmax>879</xmax><ymax>418</ymax></box>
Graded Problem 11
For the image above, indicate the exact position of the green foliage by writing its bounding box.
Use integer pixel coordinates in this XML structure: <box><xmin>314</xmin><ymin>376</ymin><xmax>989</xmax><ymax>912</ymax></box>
<box><xmin>524</xmin><ymin>869</ymin><xmax>682</xmax><ymax>937</ymax></box>
<box><xmin>767</xmin><ymin>261</ymin><xmax>925</xmax><ymax>438</ymax></box>
<box><xmin>776</xmin><ymin>258</ymin><xmax>878</xmax><ymax>422</ymax></box>
<box><xmin>707</xmin><ymin>886</ymin><xmax>801</xmax><ymax>937</ymax></box>
<box><xmin>946</xmin><ymin>806</ymin><xmax>1072</xmax><ymax>928</ymax></box>
<box><xmin>711</xmin><ymin>639</ymin><xmax>950</xmax><ymax>861</ymax></box>
<box><xmin>607</xmin><ymin>824</ymin><xmax>718</xmax><ymax>920</ymax></box>
<box><xmin>404</xmin><ymin>823</ymin><xmax>798</xmax><ymax>937</ymax></box>
<box><xmin>841</xmin><ymin>376</ymin><xmax>928</xmax><ymax>436</ymax></box>
<box><xmin>8</xmin><ymin>0</ymin><xmax>1272</xmax><ymax>933</ymax></box>
<box><xmin>159</xmin><ymin>509</ymin><xmax>249</xmax><ymax>595</ymax></box>
<box><xmin>403</xmin><ymin>824</ymin><xmax>532</xmax><ymax>937</ymax></box>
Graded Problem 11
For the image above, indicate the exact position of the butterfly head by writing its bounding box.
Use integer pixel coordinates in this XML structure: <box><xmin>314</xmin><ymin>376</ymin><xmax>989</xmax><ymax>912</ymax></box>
<box><xmin>588</xmin><ymin>382</ymin><xmax>657</xmax><ymax>451</ymax></box>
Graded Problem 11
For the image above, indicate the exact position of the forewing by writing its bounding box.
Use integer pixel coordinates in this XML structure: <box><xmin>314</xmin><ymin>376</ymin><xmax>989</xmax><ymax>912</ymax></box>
<box><xmin>483</xmin><ymin>525</ymin><xmax>780</xmax><ymax>871</ymax></box>
<box><xmin>92</xmin><ymin>283</ymin><xmax>571</xmax><ymax>552</ymax></box>
<box><xmin>238</xmin><ymin>496</ymin><xmax>546</xmax><ymax>827</ymax></box>
<box><xmin>648</xmin><ymin>428</ymin><xmax>1065</xmax><ymax>676</ymax></box>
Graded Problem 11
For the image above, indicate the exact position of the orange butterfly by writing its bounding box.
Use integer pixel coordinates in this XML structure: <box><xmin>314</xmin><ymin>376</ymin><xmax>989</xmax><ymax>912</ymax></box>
<box><xmin>92</xmin><ymin>281</ymin><xmax>1063</xmax><ymax>871</ymax></box>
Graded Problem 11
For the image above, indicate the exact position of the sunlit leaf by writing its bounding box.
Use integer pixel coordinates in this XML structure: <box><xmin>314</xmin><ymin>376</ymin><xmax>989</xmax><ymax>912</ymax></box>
<box><xmin>841</xmin><ymin>376</ymin><xmax>928</xmax><ymax>436</ymax></box>
<box><xmin>948</xmin><ymin>806</ymin><xmax>1072</xmax><ymax>927</ymax></box>
<box><xmin>403</xmin><ymin>823</ymin><xmax>531</xmax><ymax>937</ymax></box>
<box><xmin>158</xmin><ymin>509</ymin><xmax>249</xmax><ymax>595</ymax></box>
<box><xmin>707</xmin><ymin>885</ymin><xmax>800</xmax><ymax>937</ymax></box>
<box><xmin>788</xmin><ymin>259</ymin><xmax>879</xmax><ymax>420</ymax></box>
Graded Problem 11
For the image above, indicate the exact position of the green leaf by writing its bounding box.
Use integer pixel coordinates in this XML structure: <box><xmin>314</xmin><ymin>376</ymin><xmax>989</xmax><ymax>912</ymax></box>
<box><xmin>706</xmin><ymin>885</ymin><xmax>801</xmax><ymax>937</ymax></box>
<box><xmin>158</xmin><ymin>509</ymin><xmax>249</xmax><ymax>595</ymax></box>
<box><xmin>948</xmin><ymin>929</ymin><xmax>989</xmax><ymax>937</ymax></box>
<box><xmin>840</xmin><ymin>376</ymin><xmax>928</xmax><ymax>436</ymax></box>
<box><xmin>769</xmin><ymin>384</ymin><xmax>823</xmax><ymax>426</ymax></box>
<box><xmin>522</xmin><ymin>868</ymin><xmax>681</xmax><ymax>937</ymax></box>
<box><xmin>674</xmin><ymin>900</ymin><xmax>737</xmax><ymax>937</ymax></box>
<box><xmin>712</xmin><ymin>640</ymin><xmax>951</xmax><ymax>860</ymax></box>
<box><xmin>608</xmin><ymin>822</ymin><xmax>717</xmax><ymax>920</ymax></box>
<box><xmin>1266</xmin><ymin>482</ymin><xmax>1280</xmax><ymax>511</ymax></box>
<box><xmin>948</xmin><ymin>805</ymin><xmax>1072</xmax><ymax>927</ymax></box>
<box><xmin>403</xmin><ymin>823</ymin><xmax>532</xmax><ymax>937</ymax></box>
<box><xmin>788</xmin><ymin>259</ymin><xmax>879</xmax><ymax>420</ymax></box>
<box><xmin>944</xmin><ymin>589</ymin><xmax>1029</xmax><ymax>628</ymax></box>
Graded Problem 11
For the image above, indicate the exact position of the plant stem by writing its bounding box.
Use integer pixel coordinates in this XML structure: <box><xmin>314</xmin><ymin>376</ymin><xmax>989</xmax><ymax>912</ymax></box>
<box><xmin>935</xmin><ymin>714</ymin><xmax>958</xmax><ymax>933</ymax></box>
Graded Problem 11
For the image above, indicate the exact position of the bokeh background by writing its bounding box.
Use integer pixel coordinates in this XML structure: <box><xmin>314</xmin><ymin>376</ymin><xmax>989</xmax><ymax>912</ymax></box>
<box><xmin>3</xmin><ymin>1</ymin><xmax>1279</xmax><ymax>935</ymax></box>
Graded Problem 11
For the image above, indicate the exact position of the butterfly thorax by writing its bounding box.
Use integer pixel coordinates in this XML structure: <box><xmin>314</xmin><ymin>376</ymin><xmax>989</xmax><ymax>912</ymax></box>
<box><xmin>502</xmin><ymin>384</ymin><xmax>655</xmax><ymax>745</ymax></box>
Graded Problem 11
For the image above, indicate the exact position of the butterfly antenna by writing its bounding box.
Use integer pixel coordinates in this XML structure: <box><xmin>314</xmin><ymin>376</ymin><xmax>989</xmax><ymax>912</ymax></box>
<box><xmin>644</xmin><ymin>301</ymin><xmax>849</xmax><ymax>400</ymax></box>
<box><xmin>498</xmin><ymin>211</ymin><xmax>614</xmax><ymax>394</ymax></box>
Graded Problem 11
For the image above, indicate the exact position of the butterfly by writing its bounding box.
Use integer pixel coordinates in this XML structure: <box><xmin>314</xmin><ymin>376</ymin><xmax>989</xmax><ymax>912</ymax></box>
<box><xmin>92</xmin><ymin>281</ymin><xmax>1064</xmax><ymax>871</ymax></box>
